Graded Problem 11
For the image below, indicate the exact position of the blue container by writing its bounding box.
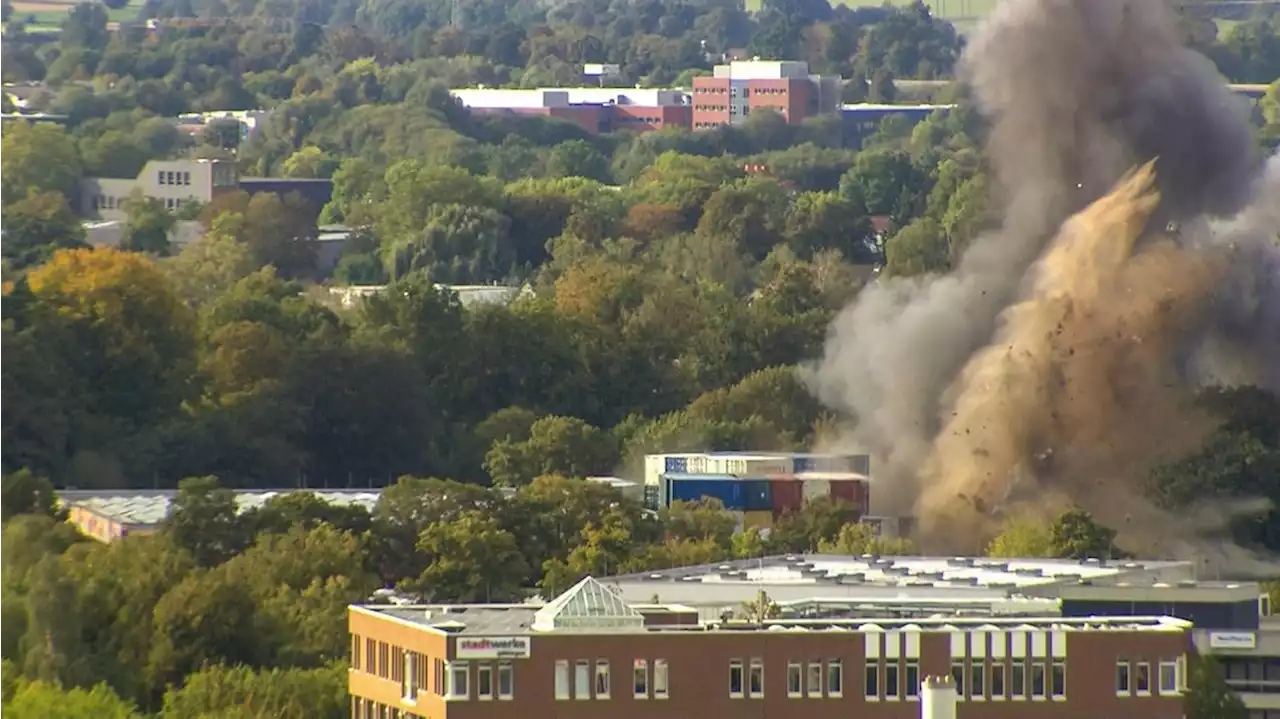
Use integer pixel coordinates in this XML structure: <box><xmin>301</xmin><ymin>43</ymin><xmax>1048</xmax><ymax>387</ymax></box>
<box><xmin>667</xmin><ymin>477</ymin><xmax>747</xmax><ymax>511</ymax></box>
<box><xmin>743</xmin><ymin>480</ymin><xmax>773</xmax><ymax>511</ymax></box>
<box><xmin>665</xmin><ymin>456</ymin><xmax>688</xmax><ymax>473</ymax></box>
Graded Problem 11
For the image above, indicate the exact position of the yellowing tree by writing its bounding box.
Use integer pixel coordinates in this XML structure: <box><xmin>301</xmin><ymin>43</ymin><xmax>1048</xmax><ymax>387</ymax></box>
<box><xmin>27</xmin><ymin>247</ymin><xmax>197</xmax><ymax>425</ymax></box>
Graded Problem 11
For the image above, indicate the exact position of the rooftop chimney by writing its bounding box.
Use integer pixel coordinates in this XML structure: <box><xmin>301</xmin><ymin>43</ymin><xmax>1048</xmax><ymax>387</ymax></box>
<box><xmin>921</xmin><ymin>675</ymin><xmax>958</xmax><ymax>719</ymax></box>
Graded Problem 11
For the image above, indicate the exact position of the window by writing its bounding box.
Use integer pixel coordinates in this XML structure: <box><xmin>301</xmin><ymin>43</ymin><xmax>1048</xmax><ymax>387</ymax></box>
<box><xmin>991</xmin><ymin>662</ymin><xmax>1006</xmax><ymax>700</ymax></box>
<box><xmin>447</xmin><ymin>662</ymin><xmax>469</xmax><ymax>700</ymax></box>
<box><xmin>402</xmin><ymin>652</ymin><xmax>419</xmax><ymax>702</ymax></box>
<box><xmin>1031</xmin><ymin>662</ymin><xmax>1046</xmax><ymax>699</ymax></box>
<box><xmin>1159</xmin><ymin>660</ymin><xmax>1178</xmax><ymax>694</ymax></box>
<box><xmin>1116</xmin><ymin>660</ymin><xmax>1131</xmax><ymax>695</ymax></box>
<box><xmin>865</xmin><ymin>663</ymin><xmax>880</xmax><ymax>700</ymax></box>
<box><xmin>477</xmin><ymin>665</ymin><xmax>493</xmax><ymax>700</ymax></box>
<box><xmin>574</xmin><ymin>661</ymin><xmax>590</xmax><ymax>700</ymax></box>
<box><xmin>1136</xmin><ymin>662</ymin><xmax>1151</xmax><ymax>695</ymax></box>
<box><xmin>749</xmin><ymin>659</ymin><xmax>764</xmax><ymax>698</ymax></box>
<box><xmin>595</xmin><ymin>661</ymin><xmax>610</xmax><ymax>699</ymax></box>
<box><xmin>634</xmin><ymin>660</ymin><xmax>648</xmax><ymax>699</ymax></box>
<box><xmin>555</xmin><ymin>660</ymin><xmax>570</xmax><ymax>700</ymax></box>
<box><xmin>1051</xmin><ymin>660</ymin><xmax>1065</xmax><ymax>699</ymax></box>
<box><xmin>498</xmin><ymin>663</ymin><xmax>513</xmax><ymax>699</ymax></box>
<box><xmin>807</xmin><ymin>662</ymin><xmax>822</xmax><ymax>698</ymax></box>
<box><xmin>351</xmin><ymin>634</ymin><xmax>361</xmax><ymax>671</ymax></box>
<box><xmin>828</xmin><ymin>660</ymin><xmax>844</xmax><ymax>698</ymax></box>
<box><xmin>971</xmin><ymin>661</ymin><xmax>985</xmax><ymax>700</ymax></box>
<box><xmin>167</xmin><ymin>171</ymin><xmax>175</xmax><ymax>184</ymax></box>
<box><xmin>952</xmin><ymin>661</ymin><xmax>966</xmax><ymax>699</ymax></box>
<box><xmin>158</xmin><ymin>171</ymin><xmax>165</xmax><ymax>185</ymax></box>
<box><xmin>1012</xmin><ymin>660</ymin><xmax>1026</xmax><ymax>700</ymax></box>
<box><xmin>730</xmin><ymin>659</ymin><xmax>745</xmax><ymax>698</ymax></box>
<box><xmin>885</xmin><ymin>662</ymin><xmax>900</xmax><ymax>699</ymax></box>
<box><xmin>787</xmin><ymin>663</ymin><xmax>803</xmax><ymax>697</ymax></box>
<box><xmin>183</xmin><ymin>171</ymin><xmax>191</xmax><ymax>185</ymax></box>
<box><xmin>905</xmin><ymin>660</ymin><xmax>919</xmax><ymax>699</ymax></box>
<box><xmin>379</xmin><ymin>643</ymin><xmax>389</xmax><ymax>678</ymax></box>
<box><xmin>654</xmin><ymin>659</ymin><xmax>669</xmax><ymax>699</ymax></box>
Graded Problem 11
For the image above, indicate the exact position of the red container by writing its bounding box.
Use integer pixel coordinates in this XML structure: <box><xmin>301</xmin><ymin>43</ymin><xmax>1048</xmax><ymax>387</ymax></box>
<box><xmin>830</xmin><ymin>479</ymin><xmax>870</xmax><ymax>517</ymax></box>
<box><xmin>768</xmin><ymin>476</ymin><xmax>804</xmax><ymax>516</ymax></box>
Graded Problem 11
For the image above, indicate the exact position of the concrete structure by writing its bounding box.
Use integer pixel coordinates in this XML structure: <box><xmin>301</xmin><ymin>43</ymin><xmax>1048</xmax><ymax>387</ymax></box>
<box><xmin>842</xmin><ymin>103</ymin><xmax>957</xmax><ymax>146</ymax></box>
<box><xmin>328</xmin><ymin>284</ymin><xmax>535</xmax><ymax>311</ymax></box>
<box><xmin>921</xmin><ymin>675</ymin><xmax>958</xmax><ymax>719</ymax></box>
<box><xmin>692</xmin><ymin>60</ymin><xmax>840</xmax><ymax>129</ymax></box>
<box><xmin>58</xmin><ymin>488</ymin><xmax>381</xmax><ymax>543</ymax></box>
<box><xmin>348</xmin><ymin>573</ymin><xmax>1194</xmax><ymax>719</ymax></box>
<box><xmin>80</xmin><ymin>158</ymin><xmax>240</xmax><ymax>221</ymax></box>
<box><xmin>450</xmin><ymin>87</ymin><xmax>692</xmax><ymax>134</ymax></box>
<box><xmin>173</xmin><ymin>109</ymin><xmax>270</xmax><ymax>141</ymax></box>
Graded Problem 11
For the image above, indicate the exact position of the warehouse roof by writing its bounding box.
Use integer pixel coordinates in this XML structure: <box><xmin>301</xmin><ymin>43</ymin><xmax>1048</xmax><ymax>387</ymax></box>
<box><xmin>59</xmin><ymin>488</ymin><xmax>382</xmax><ymax>528</ymax></box>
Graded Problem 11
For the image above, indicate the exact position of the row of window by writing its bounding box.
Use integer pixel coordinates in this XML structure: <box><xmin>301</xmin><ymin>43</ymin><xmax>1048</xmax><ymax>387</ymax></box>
<box><xmin>553</xmin><ymin>659</ymin><xmax>670</xmax><ymax>700</ymax></box>
<box><xmin>693</xmin><ymin>86</ymin><xmax>790</xmax><ymax>96</ymax></box>
<box><xmin>92</xmin><ymin>194</ymin><xmax>189</xmax><ymax>211</ymax></box>
<box><xmin>944</xmin><ymin>659</ymin><xmax>1065</xmax><ymax>701</ymax></box>
<box><xmin>438</xmin><ymin>660</ymin><xmax>514</xmax><ymax>701</ymax></box>
<box><xmin>1117</xmin><ymin>659</ymin><xmax>1183</xmax><ymax>696</ymax></box>
<box><xmin>352</xmin><ymin>698</ymin><xmax>419</xmax><ymax>719</ymax></box>
<box><xmin>615</xmin><ymin>116</ymin><xmax>663</xmax><ymax>124</ymax></box>
<box><xmin>350</xmin><ymin>635</ymin><xmax>516</xmax><ymax>702</ymax></box>
<box><xmin>157</xmin><ymin>170</ymin><xmax>192</xmax><ymax>186</ymax></box>
<box><xmin>694</xmin><ymin>105</ymin><xmax>731</xmax><ymax>112</ymax></box>
<box><xmin>93</xmin><ymin>194</ymin><xmax>121</xmax><ymax>210</ymax></box>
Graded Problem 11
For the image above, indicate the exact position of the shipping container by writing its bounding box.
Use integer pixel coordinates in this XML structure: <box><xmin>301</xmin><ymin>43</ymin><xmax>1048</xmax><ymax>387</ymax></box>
<box><xmin>801</xmin><ymin>479</ymin><xmax>831</xmax><ymax>502</ymax></box>
<box><xmin>742</xmin><ymin>480</ymin><xmax>773</xmax><ymax>511</ymax></box>
<box><xmin>665</xmin><ymin>456</ymin><xmax>689</xmax><ymax>473</ymax></box>
<box><xmin>830</xmin><ymin>479</ymin><xmax>870</xmax><ymax>516</ymax></box>
<box><xmin>743</xmin><ymin>510</ymin><xmax>773</xmax><ymax>531</ymax></box>
<box><xmin>768</xmin><ymin>478</ymin><xmax>804</xmax><ymax>515</ymax></box>
<box><xmin>707</xmin><ymin>453</ymin><xmax>791</xmax><ymax>476</ymax></box>
<box><xmin>664</xmin><ymin>475</ymin><xmax>747</xmax><ymax>510</ymax></box>
<box><xmin>645</xmin><ymin>454</ymin><xmax>700</xmax><ymax>489</ymax></box>
<box><xmin>791</xmin><ymin>453</ymin><xmax>873</xmax><ymax>474</ymax></box>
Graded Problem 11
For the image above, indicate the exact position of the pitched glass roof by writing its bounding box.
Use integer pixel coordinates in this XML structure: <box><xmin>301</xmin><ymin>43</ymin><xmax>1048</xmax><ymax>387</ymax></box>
<box><xmin>532</xmin><ymin>576</ymin><xmax>645</xmax><ymax>633</ymax></box>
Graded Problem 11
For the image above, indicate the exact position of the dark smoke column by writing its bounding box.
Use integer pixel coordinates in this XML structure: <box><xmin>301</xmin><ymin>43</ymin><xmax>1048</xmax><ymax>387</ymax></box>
<box><xmin>808</xmin><ymin>0</ymin><xmax>1262</xmax><ymax>519</ymax></box>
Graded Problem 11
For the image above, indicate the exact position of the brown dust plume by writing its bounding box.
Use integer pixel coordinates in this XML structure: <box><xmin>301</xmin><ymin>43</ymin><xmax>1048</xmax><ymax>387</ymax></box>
<box><xmin>912</xmin><ymin>163</ymin><xmax>1227</xmax><ymax>553</ymax></box>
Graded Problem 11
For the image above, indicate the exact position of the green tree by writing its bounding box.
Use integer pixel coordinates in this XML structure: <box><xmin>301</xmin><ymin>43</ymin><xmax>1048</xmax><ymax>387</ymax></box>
<box><xmin>484</xmin><ymin>416</ymin><xmax>618</xmax><ymax>486</ymax></box>
<box><xmin>0</xmin><ymin>191</ymin><xmax>87</xmax><ymax>269</ymax></box>
<box><xmin>1</xmin><ymin>123</ymin><xmax>82</xmax><ymax>206</ymax></box>
<box><xmin>546</xmin><ymin>140</ymin><xmax>611</xmax><ymax>183</ymax></box>
<box><xmin>165</xmin><ymin>212</ymin><xmax>257</xmax><ymax>305</ymax></box>
<box><xmin>883</xmin><ymin>217</ymin><xmax>950</xmax><ymax>277</ymax></box>
<box><xmin>818</xmin><ymin>522</ymin><xmax>916</xmax><ymax>555</ymax></box>
<box><xmin>162</xmin><ymin>476</ymin><xmax>250</xmax><ymax>568</ymax></box>
<box><xmin>1184</xmin><ymin>655</ymin><xmax>1247</xmax><ymax>719</ymax></box>
<box><xmin>1049</xmin><ymin>507</ymin><xmax>1126</xmax><ymax>560</ymax></box>
<box><xmin>120</xmin><ymin>192</ymin><xmax>176</xmax><ymax>256</ymax></box>
<box><xmin>3</xmin><ymin>679</ymin><xmax>142</xmax><ymax>719</ymax></box>
<box><xmin>986</xmin><ymin>515</ymin><xmax>1055</xmax><ymax>558</ymax></box>
<box><xmin>158</xmin><ymin>663</ymin><xmax>347</xmax><ymax>719</ymax></box>
<box><xmin>1</xmin><ymin>470</ymin><xmax>59</xmax><ymax>523</ymax></box>
<box><xmin>406</xmin><ymin>510</ymin><xmax>529</xmax><ymax>602</ymax></box>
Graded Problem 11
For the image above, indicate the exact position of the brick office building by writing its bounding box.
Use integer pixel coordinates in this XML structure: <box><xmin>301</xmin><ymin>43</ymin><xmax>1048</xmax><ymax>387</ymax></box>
<box><xmin>691</xmin><ymin>60</ymin><xmax>841</xmax><ymax>129</ymax></box>
<box><xmin>348</xmin><ymin>574</ymin><xmax>1193</xmax><ymax>719</ymax></box>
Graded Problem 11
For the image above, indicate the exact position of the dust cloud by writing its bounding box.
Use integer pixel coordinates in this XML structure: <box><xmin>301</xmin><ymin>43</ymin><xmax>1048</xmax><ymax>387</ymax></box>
<box><xmin>809</xmin><ymin>0</ymin><xmax>1280</xmax><ymax>564</ymax></box>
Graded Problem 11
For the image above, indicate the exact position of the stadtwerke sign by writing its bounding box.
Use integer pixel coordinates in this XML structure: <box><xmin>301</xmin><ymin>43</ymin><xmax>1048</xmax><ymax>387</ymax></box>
<box><xmin>456</xmin><ymin>637</ymin><xmax>532</xmax><ymax>659</ymax></box>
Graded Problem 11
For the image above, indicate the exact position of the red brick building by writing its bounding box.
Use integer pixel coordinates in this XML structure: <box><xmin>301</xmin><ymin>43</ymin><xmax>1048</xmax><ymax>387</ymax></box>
<box><xmin>692</xmin><ymin>60</ymin><xmax>840</xmax><ymax>129</ymax></box>
<box><xmin>348</xmin><ymin>576</ymin><xmax>1192</xmax><ymax>719</ymax></box>
<box><xmin>451</xmin><ymin>88</ymin><xmax>692</xmax><ymax>135</ymax></box>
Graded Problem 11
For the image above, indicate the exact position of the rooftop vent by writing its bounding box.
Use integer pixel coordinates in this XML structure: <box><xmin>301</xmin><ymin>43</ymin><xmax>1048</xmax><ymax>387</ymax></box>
<box><xmin>681</xmin><ymin>576</ymin><xmax>701</xmax><ymax>582</ymax></box>
<box><xmin>1178</xmin><ymin>580</ymin><xmax>1198</xmax><ymax>588</ymax></box>
<box><xmin>1014</xmin><ymin>568</ymin><xmax>1045</xmax><ymax>577</ymax></box>
<box><xmin>947</xmin><ymin>557</ymin><xmax>976</xmax><ymax>568</ymax></box>
<box><xmin>838</xmin><ymin>574</ymin><xmax>866</xmax><ymax>585</ymax></box>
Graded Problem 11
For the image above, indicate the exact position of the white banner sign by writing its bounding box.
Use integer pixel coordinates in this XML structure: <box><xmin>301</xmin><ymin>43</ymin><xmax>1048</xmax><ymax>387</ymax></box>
<box><xmin>456</xmin><ymin>636</ymin><xmax>531</xmax><ymax>659</ymax></box>
<box><xmin>1209</xmin><ymin>632</ymin><xmax>1257</xmax><ymax>650</ymax></box>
